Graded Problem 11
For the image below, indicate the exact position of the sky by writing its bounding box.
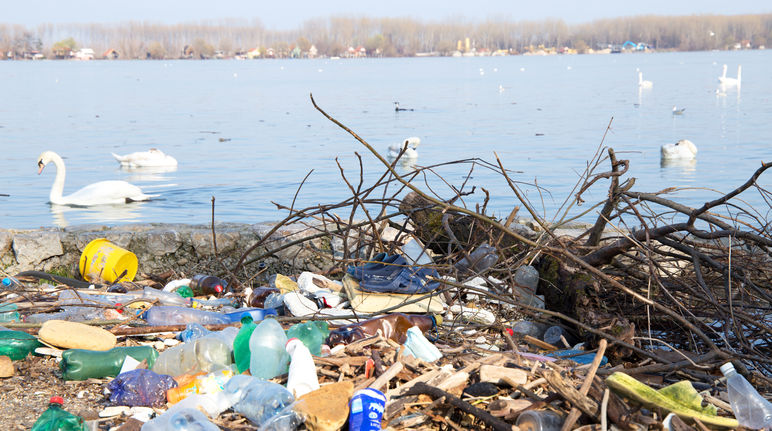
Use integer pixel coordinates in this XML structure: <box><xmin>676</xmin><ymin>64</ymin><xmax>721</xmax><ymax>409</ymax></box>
<box><xmin>7</xmin><ymin>0</ymin><xmax>772</xmax><ymax>29</ymax></box>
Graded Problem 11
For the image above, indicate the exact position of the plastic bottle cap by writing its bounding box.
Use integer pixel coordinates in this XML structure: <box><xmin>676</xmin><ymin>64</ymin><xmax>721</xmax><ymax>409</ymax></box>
<box><xmin>286</xmin><ymin>337</ymin><xmax>300</xmax><ymax>347</ymax></box>
<box><xmin>214</xmin><ymin>284</ymin><xmax>223</xmax><ymax>293</ymax></box>
<box><xmin>49</xmin><ymin>396</ymin><xmax>64</xmax><ymax>405</ymax></box>
<box><xmin>720</xmin><ymin>362</ymin><xmax>736</xmax><ymax>376</ymax></box>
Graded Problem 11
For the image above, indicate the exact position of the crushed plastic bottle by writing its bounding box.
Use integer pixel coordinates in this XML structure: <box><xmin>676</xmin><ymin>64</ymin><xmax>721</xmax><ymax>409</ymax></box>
<box><xmin>720</xmin><ymin>362</ymin><xmax>772</xmax><ymax>429</ymax></box>
<box><xmin>454</xmin><ymin>242</ymin><xmax>499</xmax><ymax>275</ymax></box>
<box><xmin>223</xmin><ymin>375</ymin><xmax>295</xmax><ymax>427</ymax></box>
<box><xmin>107</xmin><ymin>369</ymin><xmax>178</xmax><ymax>407</ymax></box>
<box><xmin>143</xmin><ymin>305</ymin><xmax>230</xmax><ymax>326</ymax></box>
<box><xmin>140</xmin><ymin>407</ymin><xmax>220</xmax><ymax>431</ymax></box>
<box><xmin>514</xmin><ymin>265</ymin><xmax>544</xmax><ymax>308</ymax></box>
<box><xmin>30</xmin><ymin>396</ymin><xmax>87</xmax><ymax>431</ymax></box>
<box><xmin>286</xmin><ymin>338</ymin><xmax>319</xmax><ymax>398</ymax></box>
<box><xmin>286</xmin><ymin>320</ymin><xmax>329</xmax><ymax>356</ymax></box>
<box><xmin>249</xmin><ymin>318</ymin><xmax>289</xmax><ymax>379</ymax></box>
<box><xmin>152</xmin><ymin>336</ymin><xmax>233</xmax><ymax>377</ymax></box>
<box><xmin>60</xmin><ymin>345</ymin><xmax>159</xmax><ymax>380</ymax></box>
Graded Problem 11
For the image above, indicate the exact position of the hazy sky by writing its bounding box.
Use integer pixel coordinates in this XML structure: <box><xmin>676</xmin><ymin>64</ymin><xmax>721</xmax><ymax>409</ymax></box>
<box><xmin>8</xmin><ymin>0</ymin><xmax>771</xmax><ymax>29</ymax></box>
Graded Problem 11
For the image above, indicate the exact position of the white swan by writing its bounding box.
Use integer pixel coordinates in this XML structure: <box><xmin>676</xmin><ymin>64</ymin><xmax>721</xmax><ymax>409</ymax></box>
<box><xmin>638</xmin><ymin>71</ymin><xmax>653</xmax><ymax>89</ymax></box>
<box><xmin>388</xmin><ymin>137</ymin><xmax>421</xmax><ymax>159</ymax></box>
<box><xmin>718</xmin><ymin>64</ymin><xmax>741</xmax><ymax>87</ymax></box>
<box><xmin>111</xmin><ymin>148</ymin><xmax>177</xmax><ymax>168</ymax></box>
<box><xmin>660</xmin><ymin>139</ymin><xmax>697</xmax><ymax>160</ymax></box>
<box><xmin>672</xmin><ymin>106</ymin><xmax>685</xmax><ymax>115</ymax></box>
<box><xmin>37</xmin><ymin>151</ymin><xmax>156</xmax><ymax>206</ymax></box>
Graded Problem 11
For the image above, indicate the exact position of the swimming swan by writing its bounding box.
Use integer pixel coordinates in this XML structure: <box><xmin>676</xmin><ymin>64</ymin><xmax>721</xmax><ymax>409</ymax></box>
<box><xmin>638</xmin><ymin>71</ymin><xmax>653</xmax><ymax>89</ymax></box>
<box><xmin>388</xmin><ymin>137</ymin><xmax>421</xmax><ymax>159</ymax></box>
<box><xmin>718</xmin><ymin>64</ymin><xmax>741</xmax><ymax>87</ymax></box>
<box><xmin>112</xmin><ymin>148</ymin><xmax>178</xmax><ymax>168</ymax></box>
<box><xmin>37</xmin><ymin>151</ymin><xmax>156</xmax><ymax>206</ymax></box>
<box><xmin>660</xmin><ymin>139</ymin><xmax>697</xmax><ymax>160</ymax></box>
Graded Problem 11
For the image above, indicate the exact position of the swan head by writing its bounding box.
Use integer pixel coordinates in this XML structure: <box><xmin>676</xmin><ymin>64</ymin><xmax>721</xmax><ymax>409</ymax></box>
<box><xmin>37</xmin><ymin>151</ymin><xmax>58</xmax><ymax>174</ymax></box>
<box><xmin>404</xmin><ymin>137</ymin><xmax>421</xmax><ymax>149</ymax></box>
<box><xmin>660</xmin><ymin>139</ymin><xmax>697</xmax><ymax>160</ymax></box>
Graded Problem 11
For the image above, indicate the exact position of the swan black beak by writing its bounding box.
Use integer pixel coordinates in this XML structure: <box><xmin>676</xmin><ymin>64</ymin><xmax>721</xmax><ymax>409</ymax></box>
<box><xmin>37</xmin><ymin>160</ymin><xmax>44</xmax><ymax>175</ymax></box>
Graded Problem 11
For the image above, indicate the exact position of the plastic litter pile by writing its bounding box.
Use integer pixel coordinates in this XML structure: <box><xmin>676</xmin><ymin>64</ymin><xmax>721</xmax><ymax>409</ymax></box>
<box><xmin>0</xmin><ymin>237</ymin><xmax>765</xmax><ymax>430</ymax></box>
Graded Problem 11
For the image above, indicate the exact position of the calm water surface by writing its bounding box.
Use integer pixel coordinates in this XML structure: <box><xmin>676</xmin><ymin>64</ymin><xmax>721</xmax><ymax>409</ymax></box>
<box><xmin>0</xmin><ymin>50</ymin><xmax>770</xmax><ymax>229</ymax></box>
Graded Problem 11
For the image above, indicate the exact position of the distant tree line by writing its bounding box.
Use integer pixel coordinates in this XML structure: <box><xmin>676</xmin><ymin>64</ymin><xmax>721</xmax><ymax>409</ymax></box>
<box><xmin>1</xmin><ymin>13</ymin><xmax>770</xmax><ymax>59</ymax></box>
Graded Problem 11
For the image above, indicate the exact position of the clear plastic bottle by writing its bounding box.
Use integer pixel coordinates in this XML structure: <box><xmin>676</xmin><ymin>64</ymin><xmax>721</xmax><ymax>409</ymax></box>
<box><xmin>454</xmin><ymin>242</ymin><xmax>499</xmax><ymax>274</ymax></box>
<box><xmin>402</xmin><ymin>326</ymin><xmax>443</xmax><ymax>362</ymax></box>
<box><xmin>720</xmin><ymin>362</ymin><xmax>772</xmax><ymax>429</ymax></box>
<box><xmin>152</xmin><ymin>336</ymin><xmax>233</xmax><ymax>377</ymax></box>
<box><xmin>286</xmin><ymin>338</ymin><xmax>319</xmax><ymax>398</ymax></box>
<box><xmin>223</xmin><ymin>375</ymin><xmax>295</xmax><ymax>427</ymax></box>
<box><xmin>1</xmin><ymin>277</ymin><xmax>22</xmax><ymax>289</ymax></box>
<box><xmin>515</xmin><ymin>410</ymin><xmax>564</xmax><ymax>431</ymax></box>
<box><xmin>514</xmin><ymin>265</ymin><xmax>543</xmax><ymax>308</ymax></box>
<box><xmin>248</xmin><ymin>318</ymin><xmax>289</xmax><ymax>379</ymax></box>
<box><xmin>140</xmin><ymin>407</ymin><xmax>220</xmax><ymax>431</ymax></box>
<box><xmin>143</xmin><ymin>305</ymin><xmax>230</xmax><ymax>326</ymax></box>
<box><xmin>0</xmin><ymin>303</ymin><xmax>20</xmax><ymax>322</ymax></box>
<box><xmin>141</xmin><ymin>286</ymin><xmax>192</xmax><ymax>306</ymax></box>
<box><xmin>30</xmin><ymin>396</ymin><xmax>87</xmax><ymax>431</ymax></box>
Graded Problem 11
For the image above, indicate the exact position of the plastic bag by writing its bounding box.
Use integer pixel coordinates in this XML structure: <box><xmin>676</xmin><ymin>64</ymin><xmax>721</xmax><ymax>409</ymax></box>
<box><xmin>107</xmin><ymin>369</ymin><xmax>178</xmax><ymax>407</ymax></box>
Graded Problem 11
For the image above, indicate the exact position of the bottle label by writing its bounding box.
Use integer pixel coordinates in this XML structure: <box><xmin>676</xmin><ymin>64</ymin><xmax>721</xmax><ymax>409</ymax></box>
<box><xmin>348</xmin><ymin>388</ymin><xmax>386</xmax><ymax>431</ymax></box>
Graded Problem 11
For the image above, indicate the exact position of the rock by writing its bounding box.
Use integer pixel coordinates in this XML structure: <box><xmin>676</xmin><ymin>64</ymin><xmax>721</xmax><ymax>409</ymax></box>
<box><xmin>143</xmin><ymin>230</ymin><xmax>182</xmax><ymax>256</ymax></box>
<box><xmin>295</xmin><ymin>381</ymin><xmax>354</xmax><ymax>431</ymax></box>
<box><xmin>38</xmin><ymin>320</ymin><xmax>117</xmax><ymax>351</ymax></box>
<box><xmin>11</xmin><ymin>231</ymin><xmax>63</xmax><ymax>265</ymax></box>
<box><xmin>0</xmin><ymin>355</ymin><xmax>14</xmax><ymax>377</ymax></box>
<box><xmin>463</xmin><ymin>381</ymin><xmax>500</xmax><ymax>397</ymax></box>
<box><xmin>479</xmin><ymin>365</ymin><xmax>528</xmax><ymax>387</ymax></box>
<box><xmin>116</xmin><ymin>417</ymin><xmax>144</xmax><ymax>431</ymax></box>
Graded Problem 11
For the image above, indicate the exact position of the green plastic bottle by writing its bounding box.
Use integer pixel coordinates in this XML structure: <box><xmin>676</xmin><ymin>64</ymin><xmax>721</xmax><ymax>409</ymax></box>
<box><xmin>286</xmin><ymin>320</ymin><xmax>330</xmax><ymax>356</ymax></box>
<box><xmin>175</xmin><ymin>285</ymin><xmax>194</xmax><ymax>298</ymax></box>
<box><xmin>232</xmin><ymin>315</ymin><xmax>257</xmax><ymax>373</ymax></box>
<box><xmin>30</xmin><ymin>396</ymin><xmax>87</xmax><ymax>431</ymax></box>
<box><xmin>0</xmin><ymin>330</ymin><xmax>43</xmax><ymax>360</ymax></box>
<box><xmin>0</xmin><ymin>303</ymin><xmax>20</xmax><ymax>322</ymax></box>
<box><xmin>60</xmin><ymin>346</ymin><xmax>159</xmax><ymax>381</ymax></box>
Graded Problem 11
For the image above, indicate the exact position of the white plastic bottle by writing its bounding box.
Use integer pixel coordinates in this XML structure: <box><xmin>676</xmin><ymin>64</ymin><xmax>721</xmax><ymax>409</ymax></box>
<box><xmin>286</xmin><ymin>338</ymin><xmax>319</xmax><ymax>398</ymax></box>
<box><xmin>402</xmin><ymin>326</ymin><xmax>442</xmax><ymax>362</ymax></box>
<box><xmin>720</xmin><ymin>362</ymin><xmax>772</xmax><ymax>429</ymax></box>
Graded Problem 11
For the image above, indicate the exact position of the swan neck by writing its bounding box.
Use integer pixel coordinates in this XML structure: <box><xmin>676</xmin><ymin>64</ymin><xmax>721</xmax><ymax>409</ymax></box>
<box><xmin>48</xmin><ymin>153</ymin><xmax>66</xmax><ymax>203</ymax></box>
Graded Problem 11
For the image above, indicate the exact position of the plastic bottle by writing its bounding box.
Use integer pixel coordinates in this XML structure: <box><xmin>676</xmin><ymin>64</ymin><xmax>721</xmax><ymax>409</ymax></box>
<box><xmin>177</xmin><ymin>323</ymin><xmax>238</xmax><ymax>347</ymax></box>
<box><xmin>107</xmin><ymin>369</ymin><xmax>178</xmax><ymax>407</ymax></box>
<box><xmin>0</xmin><ymin>329</ymin><xmax>44</xmax><ymax>360</ymax></box>
<box><xmin>349</xmin><ymin>388</ymin><xmax>387</xmax><ymax>431</ymax></box>
<box><xmin>286</xmin><ymin>338</ymin><xmax>319</xmax><ymax>398</ymax></box>
<box><xmin>249</xmin><ymin>317</ymin><xmax>289</xmax><ymax>379</ymax></box>
<box><xmin>175</xmin><ymin>285</ymin><xmax>194</xmax><ymax>298</ymax></box>
<box><xmin>511</xmin><ymin>320</ymin><xmax>549</xmax><ymax>339</ymax></box>
<box><xmin>141</xmin><ymin>407</ymin><xmax>220</xmax><ymax>431</ymax></box>
<box><xmin>223</xmin><ymin>307</ymin><xmax>278</xmax><ymax>324</ymax></box>
<box><xmin>286</xmin><ymin>320</ymin><xmax>330</xmax><ymax>356</ymax></box>
<box><xmin>30</xmin><ymin>397</ymin><xmax>87</xmax><ymax>431</ymax></box>
<box><xmin>141</xmin><ymin>286</ymin><xmax>191</xmax><ymax>306</ymax></box>
<box><xmin>166</xmin><ymin>367</ymin><xmax>235</xmax><ymax>404</ymax></box>
<box><xmin>189</xmin><ymin>274</ymin><xmax>228</xmax><ymax>296</ymax></box>
<box><xmin>247</xmin><ymin>287</ymin><xmax>280</xmax><ymax>307</ymax></box>
<box><xmin>543</xmin><ymin>325</ymin><xmax>576</xmax><ymax>347</ymax></box>
<box><xmin>1</xmin><ymin>277</ymin><xmax>22</xmax><ymax>289</ymax></box>
<box><xmin>60</xmin><ymin>345</ymin><xmax>159</xmax><ymax>380</ymax></box>
<box><xmin>152</xmin><ymin>336</ymin><xmax>233</xmax><ymax>377</ymax></box>
<box><xmin>143</xmin><ymin>305</ymin><xmax>230</xmax><ymax>326</ymax></box>
<box><xmin>454</xmin><ymin>242</ymin><xmax>499</xmax><ymax>274</ymax></box>
<box><xmin>720</xmin><ymin>362</ymin><xmax>772</xmax><ymax>429</ymax></box>
<box><xmin>514</xmin><ymin>265</ymin><xmax>543</xmax><ymax>308</ymax></box>
<box><xmin>0</xmin><ymin>303</ymin><xmax>20</xmax><ymax>322</ymax></box>
<box><xmin>233</xmin><ymin>315</ymin><xmax>257</xmax><ymax>373</ymax></box>
<box><xmin>402</xmin><ymin>326</ymin><xmax>442</xmax><ymax>362</ymax></box>
<box><xmin>326</xmin><ymin>313</ymin><xmax>440</xmax><ymax>346</ymax></box>
<box><xmin>515</xmin><ymin>410</ymin><xmax>564</xmax><ymax>431</ymax></box>
<box><xmin>223</xmin><ymin>375</ymin><xmax>295</xmax><ymax>427</ymax></box>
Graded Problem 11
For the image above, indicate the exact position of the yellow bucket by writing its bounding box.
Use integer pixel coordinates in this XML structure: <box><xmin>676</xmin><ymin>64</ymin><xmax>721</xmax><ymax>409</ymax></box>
<box><xmin>79</xmin><ymin>238</ymin><xmax>138</xmax><ymax>284</ymax></box>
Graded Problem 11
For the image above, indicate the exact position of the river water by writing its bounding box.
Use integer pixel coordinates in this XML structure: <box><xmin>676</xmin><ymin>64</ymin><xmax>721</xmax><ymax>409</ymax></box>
<box><xmin>0</xmin><ymin>50</ymin><xmax>769</xmax><ymax>229</ymax></box>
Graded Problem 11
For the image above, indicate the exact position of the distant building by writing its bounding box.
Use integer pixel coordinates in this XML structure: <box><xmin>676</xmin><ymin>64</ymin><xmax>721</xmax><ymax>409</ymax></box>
<box><xmin>247</xmin><ymin>48</ymin><xmax>261</xmax><ymax>59</ymax></box>
<box><xmin>308</xmin><ymin>45</ymin><xmax>318</xmax><ymax>58</ymax></box>
<box><xmin>103</xmin><ymin>49</ymin><xmax>119</xmax><ymax>59</ymax></box>
<box><xmin>74</xmin><ymin>48</ymin><xmax>95</xmax><ymax>60</ymax></box>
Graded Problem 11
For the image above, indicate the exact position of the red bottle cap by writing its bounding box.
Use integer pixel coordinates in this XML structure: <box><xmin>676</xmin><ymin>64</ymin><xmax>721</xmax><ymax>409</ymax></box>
<box><xmin>505</xmin><ymin>328</ymin><xmax>514</xmax><ymax>337</ymax></box>
<box><xmin>49</xmin><ymin>396</ymin><xmax>64</xmax><ymax>405</ymax></box>
<box><xmin>214</xmin><ymin>284</ymin><xmax>223</xmax><ymax>293</ymax></box>
<box><xmin>286</xmin><ymin>337</ymin><xmax>299</xmax><ymax>347</ymax></box>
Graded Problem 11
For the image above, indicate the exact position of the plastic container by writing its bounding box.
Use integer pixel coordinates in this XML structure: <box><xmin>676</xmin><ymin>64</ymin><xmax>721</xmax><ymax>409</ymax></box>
<box><xmin>60</xmin><ymin>345</ymin><xmax>159</xmax><ymax>380</ymax></box>
<box><xmin>166</xmin><ymin>367</ymin><xmax>235</xmax><ymax>404</ymax></box>
<box><xmin>326</xmin><ymin>313</ymin><xmax>439</xmax><ymax>346</ymax></box>
<box><xmin>248</xmin><ymin>318</ymin><xmax>289</xmax><ymax>379</ymax></box>
<box><xmin>152</xmin><ymin>336</ymin><xmax>233</xmax><ymax>377</ymax></box>
<box><xmin>30</xmin><ymin>397</ymin><xmax>87</xmax><ymax>431</ymax></box>
<box><xmin>402</xmin><ymin>326</ymin><xmax>442</xmax><ymax>362</ymax></box>
<box><xmin>0</xmin><ymin>303</ymin><xmax>20</xmax><ymax>322</ymax></box>
<box><xmin>286</xmin><ymin>320</ymin><xmax>330</xmax><ymax>356</ymax></box>
<box><xmin>224</xmin><ymin>375</ymin><xmax>295</xmax><ymax>427</ymax></box>
<box><xmin>720</xmin><ymin>362</ymin><xmax>772</xmax><ymax>429</ymax></box>
<box><xmin>143</xmin><ymin>305</ymin><xmax>230</xmax><ymax>326</ymax></box>
<box><xmin>348</xmin><ymin>388</ymin><xmax>387</xmax><ymax>431</ymax></box>
<box><xmin>0</xmin><ymin>330</ymin><xmax>44</xmax><ymax>360</ymax></box>
<box><xmin>454</xmin><ymin>242</ymin><xmax>499</xmax><ymax>274</ymax></box>
<box><xmin>515</xmin><ymin>410</ymin><xmax>564</xmax><ymax>431</ymax></box>
<box><xmin>141</xmin><ymin>407</ymin><xmax>220</xmax><ymax>431</ymax></box>
<box><xmin>79</xmin><ymin>238</ymin><xmax>138</xmax><ymax>283</ymax></box>
<box><xmin>107</xmin><ymin>369</ymin><xmax>178</xmax><ymax>407</ymax></box>
<box><xmin>233</xmin><ymin>315</ymin><xmax>257</xmax><ymax>373</ymax></box>
<box><xmin>189</xmin><ymin>274</ymin><xmax>228</xmax><ymax>296</ymax></box>
<box><xmin>224</xmin><ymin>307</ymin><xmax>278</xmax><ymax>324</ymax></box>
<box><xmin>248</xmin><ymin>287</ymin><xmax>281</xmax><ymax>307</ymax></box>
<box><xmin>514</xmin><ymin>265</ymin><xmax>543</xmax><ymax>308</ymax></box>
<box><xmin>286</xmin><ymin>338</ymin><xmax>319</xmax><ymax>398</ymax></box>
<box><xmin>140</xmin><ymin>287</ymin><xmax>191</xmax><ymax>306</ymax></box>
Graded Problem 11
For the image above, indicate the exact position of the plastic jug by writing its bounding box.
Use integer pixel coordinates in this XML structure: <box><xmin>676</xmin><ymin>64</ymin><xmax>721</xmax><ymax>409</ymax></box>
<box><xmin>30</xmin><ymin>397</ymin><xmax>87</xmax><ymax>431</ymax></box>
<box><xmin>286</xmin><ymin>320</ymin><xmax>329</xmax><ymax>356</ymax></box>
<box><xmin>224</xmin><ymin>375</ymin><xmax>295</xmax><ymax>427</ymax></box>
<box><xmin>720</xmin><ymin>362</ymin><xmax>772</xmax><ymax>429</ymax></box>
<box><xmin>326</xmin><ymin>313</ymin><xmax>439</xmax><ymax>345</ymax></box>
<box><xmin>286</xmin><ymin>338</ymin><xmax>319</xmax><ymax>398</ymax></box>
<box><xmin>60</xmin><ymin>345</ymin><xmax>159</xmax><ymax>380</ymax></box>
<box><xmin>248</xmin><ymin>318</ymin><xmax>289</xmax><ymax>379</ymax></box>
<box><xmin>107</xmin><ymin>369</ymin><xmax>178</xmax><ymax>407</ymax></box>
<box><xmin>152</xmin><ymin>336</ymin><xmax>232</xmax><ymax>377</ymax></box>
<box><xmin>233</xmin><ymin>315</ymin><xmax>257</xmax><ymax>373</ymax></box>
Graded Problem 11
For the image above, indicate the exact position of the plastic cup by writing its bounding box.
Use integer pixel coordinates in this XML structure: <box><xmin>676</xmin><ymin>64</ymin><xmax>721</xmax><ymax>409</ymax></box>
<box><xmin>79</xmin><ymin>238</ymin><xmax>138</xmax><ymax>283</ymax></box>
